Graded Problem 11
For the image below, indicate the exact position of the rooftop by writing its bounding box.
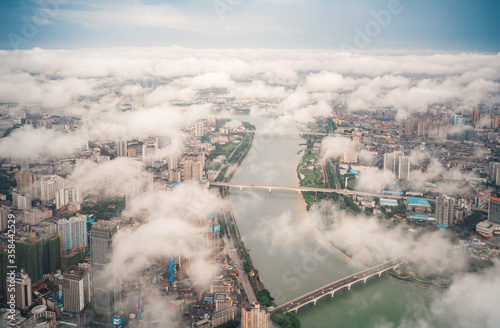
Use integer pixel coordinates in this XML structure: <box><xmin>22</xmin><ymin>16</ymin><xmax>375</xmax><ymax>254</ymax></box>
<box><xmin>407</xmin><ymin>198</ymin><xmax>431</xmax><ymax>207</ymax></box>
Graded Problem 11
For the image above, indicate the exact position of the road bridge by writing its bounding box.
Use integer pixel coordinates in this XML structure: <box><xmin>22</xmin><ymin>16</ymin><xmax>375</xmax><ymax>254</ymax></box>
<box><xmin>209</xmin><ymin>182</ymin><xmax>435</xmax><ymax>202</ymax></box>
<box><xmin>275</xmin><ymin>260</ymin><xmax>405</xmax><ymax>313</ymax></box>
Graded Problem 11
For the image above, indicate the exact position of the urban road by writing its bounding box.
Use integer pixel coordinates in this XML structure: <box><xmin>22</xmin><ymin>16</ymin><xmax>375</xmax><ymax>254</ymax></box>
<box><xmin>221</xmin><ymin>206</ymin><xmax>258</xmax><ymax>304</ymax></box>
<box><xmin>275</xmin><ymin>260</ymin><xmax>405</xmax><ymax>313</ymax></box>
<box><xmin>223</xmin><ymin>235</ymin><xmax>257</xmax><ymax>303</ymax></box>
<box><xmin>209</xmin><ymin>182</ymin><xmax>436</xmax><ymax>202</ymax></box>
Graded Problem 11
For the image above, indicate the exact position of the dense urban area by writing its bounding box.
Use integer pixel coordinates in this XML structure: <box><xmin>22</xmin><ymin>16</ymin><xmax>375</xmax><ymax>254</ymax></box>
<box><xmin>0</xmin><ymin>90</ymin><xmax>500</xmax><ymax>328</ymax></box>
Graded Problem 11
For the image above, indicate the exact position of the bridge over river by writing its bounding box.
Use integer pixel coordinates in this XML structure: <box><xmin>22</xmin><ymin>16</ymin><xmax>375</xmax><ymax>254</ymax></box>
<box><xmin>275</xmin><ymin>260</ymin><xmax>405</xmax><ymax>313</ymax></box>
<box><xmin>209</xmin><ymin>182</ymin><xmax>435</xmax><ymax>202</ymax></box>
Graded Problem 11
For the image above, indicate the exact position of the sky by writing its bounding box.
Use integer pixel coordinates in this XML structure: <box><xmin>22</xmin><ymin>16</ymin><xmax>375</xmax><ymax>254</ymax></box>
<box><xmin>0</xmin><ymin>0</ymin><xmax>499</xmax><ymax>51</ymax></box>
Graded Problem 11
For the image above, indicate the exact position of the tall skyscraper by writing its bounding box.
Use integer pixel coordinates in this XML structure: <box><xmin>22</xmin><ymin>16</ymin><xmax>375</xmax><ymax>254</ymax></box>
<box><xmin>0</xmin><ymin>205</ymin><xmax>8</xmax><ymax>231</ymax></box>
<box><xmin>198</xmin><ymin>153</ymin><xmax>205</xmax><ymax>169</ymax></box>
<box><xmin>16</xmin><ymin>171</ymin><xmax>37</xmax><ymax>198</ymax></box>
<box><xmin>90</xmin><ymin>221</ymin><xmax>120</xmax><ymax>315</ymax></box>
<box><xmin>436</xmin><ymin>196</ymin><xmax>455</xmax><ymax>226</ymax></box>
<box><xmin>384</xmin><ymin>151</ymin><xmax>410</xmax><ymax>180</ymax></box>
<box><xmin>488</xmin><ymin>196</ymin><xmax>500</xmax><ymax>225</ymax></box>
<box><xmin>15</xmin><ymin>239</ymin><xmax>43</xmax><ymax>283</ymax></box>
<box><xmin>404</xmin><ymin>120</ymin><xmax>413</xmax><ymax>136</ymax></box>
<box><xmin>61</xmin><ymin>265</ymin><xmax>90</xmax><ymax>313</ymax></box>
<box><xmin>195</xmin><ymin>122</ymin><xmax>205</xmax><ymax>138</ymax></box>
<box><xmin>169</xmin><ymin>154</ymin><xmax>179</xmax><ymax>170</ymax></box>
<box><xmin>489</xmin><ymin>162</ymin><xmax>500</xmax><ymax>185</ymax></box>
<box><xmin>12</xmin><ymin>189</ymin><xmax>32</xmax><ymax>210</ymax></box>
<box><xmin>241</xmin><ymin>303</ymin><xmax>270</xmax><ymax>328</ymax></box>
<box><xmin>169</xmin><ymin>170</ymin><xmax>181</xmax><ymax>183</ymax></box>
<box><xmin>473</xmin><ymin>106</ymin><xmax>481</xmax><ymax>125</ymax></box>
<box><xmin>192</xmin><ymin>162</ymin><xmax>203</xmax><ymax>182</ymax></box>
<box><xmin>183</xmin><ymin>160</ymin><xmax>193</xmax><ymax>181</ymax></box>
<box><xmin>207</xmin><ymin>213</ymin><xmax>221</xmax><ymax>262</ymax></box>
<box><xmin>155</xmin><ymin>136</ymin><xmax>171</xmax><ymax>150</ymax></box>
<box><xmin>398</xmin><ymin>156</ymin><xmax>411</xmax><ymax>180</ymax></box>
<box><xmin>117</xmin><ymin>140</ymin><xmax>128</xmax><ymax>157</ymax></box>
<box><xmin>39</xmin><ymin>175</ymin><xmax>71</xmax><ymax>205</ymax></box>
<box><xmin>7</xmin><ymin>271</ymin><xmax>32</xmax><ymax>310</ymax></box>
<box><xmin>142</xmin><ymin>143</ymin><xmax>156</xmax><ymax>161</ymax></box>
<box><xmin>57</xmin><ymin>216</ymin><xmax>88</xmax><ymax>254</ymax></box>
<box><xmin>55</xmin><ymin>183</ymin><xmax>81</xmax><ymax>210</ymax></box>
<box><xmin>41</xmin><ymin>236</ymin><xmax>61</xmax><ymax>274</ymax></box>
<box><xmin>215</xmin><ymin>118</ymin><xmax>226</xmax><ymax>132</ymax></box>
<box><xmin>125</xmin><ymin>171</ymin><xmax>154</xmax><ymax>209</ymax></box>
<box><xmin>155</xmin><ymin>136</ymin><xmax>171</xmax><ymax>159</ymax></box>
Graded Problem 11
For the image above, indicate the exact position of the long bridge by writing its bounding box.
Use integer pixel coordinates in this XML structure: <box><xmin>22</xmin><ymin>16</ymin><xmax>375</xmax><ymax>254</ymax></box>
<box><xmin>240</xmin><ymin>130</ymin><xmax>331</xmax><ymax>136</ymax></box>
<box><xmin>275</xmin><ymin>259</ymin><xmax>405</xmax><ymax>313</ymax></box>
<box><xmin>209</xmin><ymin>182</ymin><xmax>434</xmax><ymax>201</ymax></box>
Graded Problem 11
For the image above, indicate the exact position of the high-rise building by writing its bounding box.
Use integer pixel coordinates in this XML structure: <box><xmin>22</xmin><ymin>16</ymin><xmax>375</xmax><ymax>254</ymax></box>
<box><xmin>155</xmin><ymin>136</ymin><xmax>171</xmax><ymax>150</ymax></box>
<box><xmin>398</xmin><ymin>156</ymin><xmax>411</xmax><ymax>180</ymax></box>
<box><xmin>473</xmin><ymin>106</ymin><xmax>481</xmax><ymax>125</ymax></box>
<box><xmin>195</xmin><ymin>122</ymin><xmax>205</xmax><ymax>138</ymax></box>
<box><xmin>90</xmin><ymin>221</ymin><xmax>120</xmax><ymax>315</ymax></box>
<box><xmin>241</xmin><ymin>303</ymin><xmax>270</xmax><ymax>328</ymax></box>
<box><xmin>38</xmin><ymin>175</ymin><xmax>71</xmax><ymax>205</ymax></box>
<box><xmin>142</xmin><ymin>143</ymin><xmax>156</xmax><ymax>161</ymax></box>
<box><xmin>15</xmin><ymin>239</ymin><xmax>43</xmax><ymax>283</ymax></box>
<box><xmin>117</xmin><ymin>140</ymin><xmax>128</xmax><ymax>157</ymax></box>
<box><xmin>488</xmin><ymin>196</ymin><xmax>500</xmax><ymax>225</ymax></box>
<box><xmin>436</xmin><ymin>196</ymin><xmax>455</xmax><ymax>227</ymax></box>
<box><xmin>384</xmin><ymin>151</ymin><xmax>410</xmax><ymax>180</ymax></box>
<box><xmin>41</xmin><ymin>236</ymin><xmax>61</xmax><ymax>274</ymax></box>
<box><xmin>207</xmin><ymin>213</ymin><xmax>221</xmax><ymax>262</ymax></box>
<box><xmin>124</xmin><ymin>172</ymin><xmax>153</xmax><ymax>209</ymax></box>
<box><xmin>169</xmin><ymin>154</ymin><xmax>179</xmax><ymax>170</ymax></box>
<box><xmin>169</xmin><ymin>170</ymin><xmax>181</xmax><ymax>183</ymax></box>
<box><xmin>183</xmin><ymin>160</ymin><xmax>193</xmax><ymax>181</ymax></box>
<box><xmin>417</xmin><ymin>121</ymin><xmax>427</xmax><ymax>137</ymax></box>
<box><xmin>198</xmin><ymin>153</ymin><xmax>205</xmax><ymax>169</ymax></box>
<box><xmin>16</xmin><ymin>171</ymin><xmax>37</xmax><ymax>198</ymax></box>
<box><xmin>192</xmin><ymin>162</ymin><xmax>203</xmax><ymax>182</ymax></box>
<box><xmin>7</xmin><ymin>271</ymin><xmax>32</xmax><ymax>310</ymax></box>
<box><xmin>61</xmin><ymin>265</ymin><xmax>90</xmax><ymax>313</ymax></box>
<box><xmin>0</xmin><ymin>205</ymin><xmax>9</xmax><ymax>231</ymax></box>
<box><xmin>57</xmin><ymin>216</ymin><xmax>88</xmax><ymax>254</ymax></box>
<box><xmin>404</xmin><ymin>120</ymin><xmax>413</xmax><ymax>136</ymax></box>
<box><xmin>215</xmin><ymin>118</ymin><xmax>226</xmax><ymax>132</ymax></box>
<box><xmin>489</xmin><ymin>162</ymin><xmax>500</xmax><ymax>185</ymax></box>
<box><xmin>55</xmin><ymin>183</ymin><xmax>81</xmax><ymax>210</ymax></box>
<box><xmin>12</xmin><ymin>189</ymin><xmax>31</xmax><ymax>210</ymax></box>
<box><xmin>155</xmin><ymin>136</ymin><xmax>171</xmax><ymax>159</ymax></box>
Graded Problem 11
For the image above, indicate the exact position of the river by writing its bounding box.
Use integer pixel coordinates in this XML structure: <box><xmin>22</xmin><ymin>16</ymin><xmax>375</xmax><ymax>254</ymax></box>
<box><xmin>228</xmin><ymin>115</ymin><xmax>435</xmax><ymax>328</ymax></box>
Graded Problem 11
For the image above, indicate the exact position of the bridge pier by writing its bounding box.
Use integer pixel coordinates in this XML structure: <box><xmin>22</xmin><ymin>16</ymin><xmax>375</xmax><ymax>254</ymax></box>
<box><xmin>240</xmin><ymin>187</ymin><xmax>243</xmax><ymax>191</ymax></box>
<box><xmin>313</xmin><ymin>300</ymin><xmax>317</xmax><ymax>305</ymax></box>
<box><xmin>294</xmin><ymin>309</ymin><xmax>298</xmax><ymax>314</ymax></box>
<box><xmin>298</xmin><ymin>191</ymin><xmax>301</xmax><ymax>195</ymax></box>
<box><xmin>330</xmin><ymin>292</ymin><xmax>335</xmax><ymax>297</ymax></box>
<box><xmin>378</xmin><ymin>272</ymin><xmax>382</xmax><ymax>277</ymax></box>
<box><xmin>269</xmin><ymin>189</ymin><xmax>272</xmax><ymax>193</ymax></box>
<box><xmin>348</xmin><ymin>284</ymin><xmax>351</xmax><ymax>291</ymax></box>
<box><xmin>363</xmin><ymin>278</ymin><xmax>367</xmax><ymax>283</ymax></box>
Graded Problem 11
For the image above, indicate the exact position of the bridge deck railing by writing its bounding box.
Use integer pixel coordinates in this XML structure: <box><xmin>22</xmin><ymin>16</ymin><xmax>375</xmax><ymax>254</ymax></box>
<box><xmin>276</xmin><ymin>260</ymin><xmax>403</xmax><ymax>310</ymax></box>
